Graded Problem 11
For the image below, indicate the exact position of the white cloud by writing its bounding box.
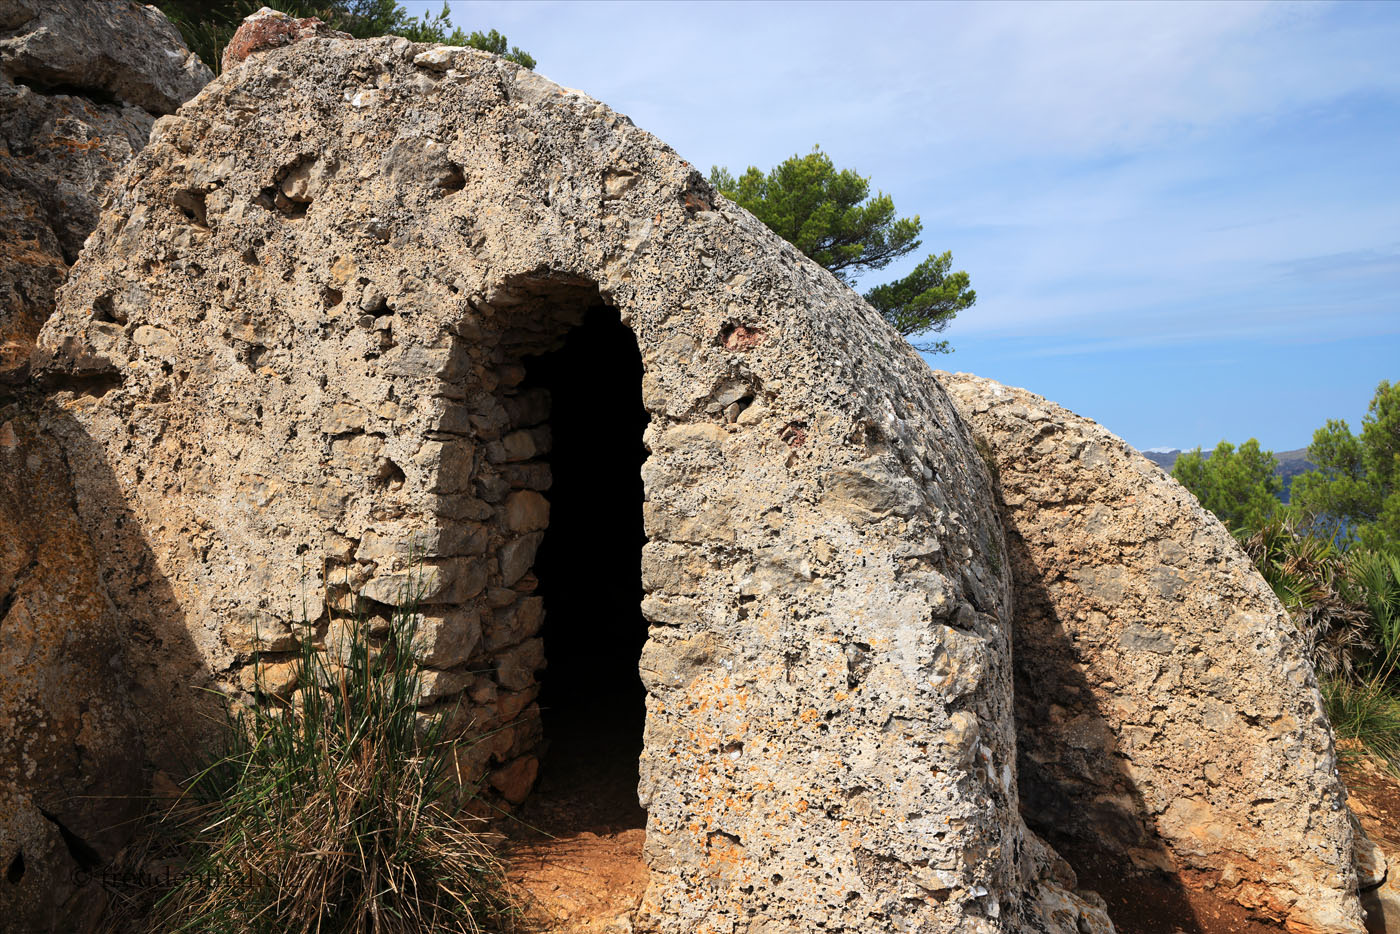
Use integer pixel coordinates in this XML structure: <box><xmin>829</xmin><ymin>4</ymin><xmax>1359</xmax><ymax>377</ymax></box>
<box><xmin>437</xmin><ymin>1</ymin><xmax>1399</xmax><ymax>164</ymax></box>
<box><xmin>413</xmin><ymin>0</ymin><xmax>1400</xmax><ymax>348</ymax></box>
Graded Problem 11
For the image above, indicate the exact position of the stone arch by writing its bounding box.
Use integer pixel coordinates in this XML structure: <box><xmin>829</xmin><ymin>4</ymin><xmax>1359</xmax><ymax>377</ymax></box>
<box><xmin>35</xmin><ymin>33</ymin><xmax>1145</xmax><ymax>934</ymax></box>
<box><xmin>377</xmin><ymin>267</ymin><xmax>652</xmax><ymax>807</ymax></box>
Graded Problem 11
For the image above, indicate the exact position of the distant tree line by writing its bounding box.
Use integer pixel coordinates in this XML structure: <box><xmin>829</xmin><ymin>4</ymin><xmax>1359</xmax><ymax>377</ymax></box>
<box><xmin>1174</xmin><ymin>380</ymin><xmax>1399</xmax><ymax>549</ymax></box>
<box><xmin>155</xmin><ymin>0</ymin><xmax>535</xmax><ymax>73</ymax></box>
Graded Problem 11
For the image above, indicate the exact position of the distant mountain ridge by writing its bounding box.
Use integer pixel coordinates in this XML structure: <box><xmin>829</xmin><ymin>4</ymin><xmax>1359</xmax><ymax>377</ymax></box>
<box><xmin>1140</xmin><ymin>447</ymin><xmax>1316</xmax><ymax>503</ymax></box>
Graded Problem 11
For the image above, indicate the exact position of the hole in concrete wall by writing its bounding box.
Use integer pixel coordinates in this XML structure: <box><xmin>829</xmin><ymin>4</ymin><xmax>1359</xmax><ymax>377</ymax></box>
<box><xmin>172</xmin><ymin>188</ymin><xmax>209</xmax><ymax>228</ymax></box>
<box><xmin>5</xmin><ymin>850</ymin><xmax>22</xmax><ymax>884</ymax></box>
<box><xmin>92</xmin><ymin>293</ymin><xmax>125</xmax><ymax>324</ymax></box>
<box><xmin>438</xmin><ymin>163</ymin><xmax>466</xmax><ymax>193</ymax></box>
<box><xmin>373</xmin><ymin>457</ymin><xmax>406</xmax><ymax>491</ymax></box>
<box><xmin>520</xmin><ymin>304</ymin><xmax>649</xmax><ymax>833</ymax></box>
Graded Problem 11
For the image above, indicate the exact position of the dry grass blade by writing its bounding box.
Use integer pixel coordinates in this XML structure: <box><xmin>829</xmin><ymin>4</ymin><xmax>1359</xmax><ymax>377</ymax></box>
<box><xmin>137</xmin><ymin>577</ymin><xmax>515</xmax><ymax>934</ymax></box>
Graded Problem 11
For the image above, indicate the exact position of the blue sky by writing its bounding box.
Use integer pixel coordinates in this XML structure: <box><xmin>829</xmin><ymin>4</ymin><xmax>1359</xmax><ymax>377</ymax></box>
<box><xmin>404</xmin><ymin>0</ymin><xmax>1400</xmax><ymax>452</ymax></box>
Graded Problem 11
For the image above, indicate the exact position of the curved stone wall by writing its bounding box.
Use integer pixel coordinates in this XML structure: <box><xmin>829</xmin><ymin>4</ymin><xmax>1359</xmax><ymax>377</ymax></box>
<box><xmin>36</xmin><ymin>35</ymin><xmax>1108</xmax><ymax>934</ymax></box>
<box><xmin>940</xmin><ymin>372</ymin><xmax>1363</xmax><ymax>934</ymax></box>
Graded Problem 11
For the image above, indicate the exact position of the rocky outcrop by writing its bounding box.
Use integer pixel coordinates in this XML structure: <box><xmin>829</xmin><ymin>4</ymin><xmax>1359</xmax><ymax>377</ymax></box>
<box><xmin>37</xmin><ymin>30</ymin><xmax>1112</xmax><ymax>934</ymax></box>
<box><xmin>0</xmin><ymin>412</ymin><xmax>144</xmax><ymax>930</ymax></box>
<box><xmin>0</xmin><ymin>2</ymin><xmax>209</xmax><ymax>929</ymax></box>
<box><xmin>940</xmin><ymin>372</ymin><xmax>1364</xmax><ymax>934</ymax></box>
<box><xmin>220</xmin><ymin>5</ymin><xmax>347</xmax><ymax>73</ymax></box>
<box><xmin>0</xmin><ymin>0</ymin><xmax>210</xmax><ymax>387</ymax></box>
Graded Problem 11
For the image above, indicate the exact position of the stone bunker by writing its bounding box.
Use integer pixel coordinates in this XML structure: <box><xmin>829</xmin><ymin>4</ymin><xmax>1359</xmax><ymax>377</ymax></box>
<box><xmin>23</xmin><ymin>21</ymin><xmax>1370</xmax><ymax>934</ymax></box>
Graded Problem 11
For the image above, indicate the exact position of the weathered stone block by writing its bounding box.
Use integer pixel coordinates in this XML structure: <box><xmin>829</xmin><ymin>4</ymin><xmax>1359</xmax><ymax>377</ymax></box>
<box><xmin>239</xmin><ymin>658</ymin><xmax>300</xmax><ymax>697</ymax></box>
<box><xmin>496</xmin><ymin>638</ymin><xmax>545</xmax><ymax>692</ymax></box>
<box><xmin>485</xmin><ymin>596</ymin><xmax>545</xmax><ymax>653</ymax></box>
<box><xmin>411</xmin><ymin>608</ymin><xmax>481</xmax><ymax>668</ymax></box>
<box><xmin>489</xmin><ymin>755</ymin><xmax>539</xmax><ymax>804</ymax></box>
<box><xmin>499</xmin><ymin>532</ymin><xmax>544</xmax><ymax>587</ymax></box>
<box><xmin>504</xmin><ymin>489</ymin><xmax>549</xmax><ymax>532</ymax></box>
<box><xmin>222</xmin><ymin>607</ymin><xmax>299</xmax><ymax>652</ymax></box>
<box><xmin>417</xmin><ymin>667</ymin><xmax>473</xmax><ymax>704</ymax></box>
<box><xmin>413</xmin><ymin>439</ymin><xmax>476</xmax><ymax>494</ymax></box>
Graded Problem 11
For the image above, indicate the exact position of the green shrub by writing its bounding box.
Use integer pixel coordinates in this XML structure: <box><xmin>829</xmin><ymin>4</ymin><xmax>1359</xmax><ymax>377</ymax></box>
<box><xmin>1322</xmin><ymin>676</ymin><xmax>1400</xmax><ymax>773</ymax></box>
<box><xmin>155</xmin><ymin>0</ymin><xmax>536</xmax><ymax>74</ymax></box>
<box><xmin>1347</xmin><ymin>548</ymin><xmax>1400</xmax><ymax>676</ymax></box>
<box><xmin>1240</xmin><ymin>514</ymin><xmax>1373</xmax><ymax>679</ymax></box>
<box><xmin>149</xmin><ymin>582</ymin><xmax>511</xmax><ymax>933</ymax></box>
<box><xmin>1239</xmin><ymin>515</ymin><xmax>1400</xmax><ymax>773</ymax></box>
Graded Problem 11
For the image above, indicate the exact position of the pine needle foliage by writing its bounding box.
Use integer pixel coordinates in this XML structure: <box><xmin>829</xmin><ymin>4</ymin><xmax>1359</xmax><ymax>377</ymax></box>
<box><xmin>1172</xmin><ymin>438</ymin><xmax>1282</xmax><ymax>534</ymax></box>
<box><xmin>709</xmin><ymin>147</ymin><xmax>976</xmax><ymax>353</ymax></box>
<box><xmin>149</xmin><ymin>585</ymin><xmax>511</xmax><ymax>934</ymax></box>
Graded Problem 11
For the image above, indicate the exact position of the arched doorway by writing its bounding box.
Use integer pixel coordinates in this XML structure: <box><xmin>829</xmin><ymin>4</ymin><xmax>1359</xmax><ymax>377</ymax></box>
<box><xmin>520</xmin><ymin>302</ymin><xmax>650</xmax><ymax>833</ymax></box>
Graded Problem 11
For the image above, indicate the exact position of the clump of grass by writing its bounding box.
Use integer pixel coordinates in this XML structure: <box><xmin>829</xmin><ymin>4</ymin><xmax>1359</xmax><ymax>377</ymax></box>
<box><xmin>149</xmin><ymin>583</ymin><xmax>512</xmax><ymax>933</ymax></box>
<box><xmin>1322</xmin><ymin>676</ymin><xmax>1400</xmax><ymax>772</ymax></box>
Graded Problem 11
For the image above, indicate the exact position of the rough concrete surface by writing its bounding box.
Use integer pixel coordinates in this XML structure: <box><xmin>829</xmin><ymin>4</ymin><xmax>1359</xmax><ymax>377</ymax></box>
<box><xmin>37</xmin><ymin>30</ymin><xmax>1113</xmax><ymax>934</ymax></box>
<box><xmin>941</xmin><ymin>372</ymin><xmax>1363</xmax><ymax>934</ymax></box>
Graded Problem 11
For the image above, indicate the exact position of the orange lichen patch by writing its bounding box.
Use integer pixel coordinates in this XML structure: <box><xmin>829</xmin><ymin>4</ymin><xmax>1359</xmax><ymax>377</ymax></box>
<box><xmin>779</xmin><ymin>421</ymin><xmax>808</xmax><ymax>447</ymax></box>
<box><xmin>43</xmin><ymin>136</ymin><xmax>104</xmax><ymax>155</ymax></box>
<box><xmin>0</xmin><ymin>237</ymin><xmax>65</xmax><ymax>269</ymax></box>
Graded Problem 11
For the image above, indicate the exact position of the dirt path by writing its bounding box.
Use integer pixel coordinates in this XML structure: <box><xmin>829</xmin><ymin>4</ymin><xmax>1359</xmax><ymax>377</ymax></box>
<box><xmin>503</xmin><ymin>735</ymin><xmax>1400</xmax><ymax>934</ymax></box>
<box><xmin>503</xmin><ymin>705</ymin><xmax>648</xmax><ymax>933</ymax></box>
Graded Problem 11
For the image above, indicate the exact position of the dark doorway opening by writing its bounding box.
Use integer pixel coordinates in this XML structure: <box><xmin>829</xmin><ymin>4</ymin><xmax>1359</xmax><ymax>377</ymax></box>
<box><xmin>521</xmin><ymin>304</ymin><xmax>649</xmax><ymax>835</ymax></box>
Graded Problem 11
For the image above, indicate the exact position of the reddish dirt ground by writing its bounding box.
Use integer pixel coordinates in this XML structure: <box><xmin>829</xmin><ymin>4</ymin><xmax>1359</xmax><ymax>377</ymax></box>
<box><xmin>1342</xmin><ymin>747</ymin><xmax>1400</xmax><ymax>855</ymax></box>
<box><xmin>1340</xmin><ymin>746</ymin><xmax>1400</xmax><ymax>934</ymax></box>
<box><xmin>502</xmin><ymin>707</ymin><xmax>648</xmax><ymax>933</ymax></box>
<box><xmin>1063</xmin><ymin>846</ymin><xmax>1286</xmax><ymax>934</ymax></box>
<box><xmin>504</xmin><ymin>739</ymin><xmax>1400</xmax><ymax>934</ymax></box>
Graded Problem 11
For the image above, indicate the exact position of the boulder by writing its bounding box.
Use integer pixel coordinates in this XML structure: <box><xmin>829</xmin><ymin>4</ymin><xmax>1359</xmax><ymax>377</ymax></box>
<box><xmin>220</xmin><ymin>6</ymin><xmax>348</xmax><ymax>73</ymax></box>
<box><xmin>0</xmin><ymin>0</ymin><xmax>211</xmax><ymax>388</ymax></box>
<box><xmin>940</xmin><ymin>372</ymin><xmax>1363</xmax><ymax>934</ymax></box>
<box><xmin>0</xmin><ymin>412</ymin><xmax>143</xmax><ymax>931</ymax></box>
<box><xmin>0</xmin><ymin>3</ymin><xmax>209</xmax><ymax>928</ymax></box>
